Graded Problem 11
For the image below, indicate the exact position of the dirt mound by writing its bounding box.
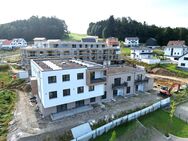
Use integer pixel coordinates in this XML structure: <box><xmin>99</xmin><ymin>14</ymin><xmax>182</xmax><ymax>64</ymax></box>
<box><xmin>151</xmin><ymin>68</ymin><xmax>177</xmax><ymax>77</ymax></box>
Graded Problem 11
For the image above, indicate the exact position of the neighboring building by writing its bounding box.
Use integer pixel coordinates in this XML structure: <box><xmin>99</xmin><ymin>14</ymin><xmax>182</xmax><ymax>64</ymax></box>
<box><xmin>130</xmin><ymin>47</ymin><xmax>160</xmax><ymax>64</ymax></box>
<box><xmin>11</xmin><ymin>38</ymin><xmax>27</xmax><ymax>48</ymax></box>
<box><xmin>1</xmin><ymin>40</ymin><xmax>13</xmax><ymax>50</ymax></box>
<box><xmin>178</xmin><ymin>53</ymin><xmax>188</xmax><ymax>69</ymax></box>
<box><xmin>33</xmin><ymin>37</ymin><xmax>47</xmax><ymax>48</ymax></box>
<box><xmin>31</xmin><ymin>59</ymin><xmax>153</xmax><ymax>117</ymax></box>
<box><xmin>106</xmin><ymin>37</ymin><xmax>119</xmax><ymax>47</ymax></box>
<box><xmin>31</xmin><ymin>59</ymin><xmax>106</xmax><ymax>117</ymax></box>
<box><xmin>105</xmin><ymin>66</ymin><xmax>153</xmax><ymax>100</ymax></box>
<box><xmin>146</xmin><ymin>38</ymin><xmax>159</xmax><ymax>49</ymax></box>
<box><xmin>124</xmin><ymin>37</ymin><xmax>139</xmax><ymax>47</ymax></box>
<box><xmin>21</xmin><ymin>40</ymin><xmax>120</xmax><ymax>71</ymax></box>
<box><xmin>164</xmin><ymin>40</ymin><xmax>188</xmax><ymax>61</ymax></box>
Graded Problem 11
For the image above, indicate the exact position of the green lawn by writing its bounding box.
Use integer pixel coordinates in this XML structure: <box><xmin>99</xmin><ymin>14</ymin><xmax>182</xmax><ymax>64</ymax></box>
<box><xmin>159</xmin><ymin>64</ymin><xmax>188</xmax><ymax>78</ymax></box>
<box><xmin>139</xmin><ymin>109</ymin><xmax>188</xmax><ymax>137</ymax></box>
<box><xmin>0</xmin><ymin>65</ymin><xmax>11</xmax><ymax>86</ymax></box>
<box><xmin>93</xmin><ymin>121</ymin><xmax>138</xmax><ymax>141</ymax></box>
<box><xmin>0</xmin><ymin>90</ymin><xmax>16</xmax><ymax>141</ymax></box>
<box><xmin>121</xmin><ymin>47</ymin><xmax>131</xmax><ymax>56</ymax></box>
<box><xmin>93</xmin><ymin>109</ymin><xmax>188</xmax><ymax>141</ymax></box>
<box><xmin>64</xmin><ymin>33</ymin><xmax>87</xmax><ymax>41</ymax></box>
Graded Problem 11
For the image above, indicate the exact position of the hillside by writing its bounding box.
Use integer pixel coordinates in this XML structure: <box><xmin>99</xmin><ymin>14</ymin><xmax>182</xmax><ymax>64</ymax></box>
<box><xmin>87</xmin><ymin>15</ymin><xmax>188</xmax><ymax>45</ymax></box>
<box><xmin>0</xmin><ymin>16</ymin><xmax>68</xmax><ymax>41</ymax></box>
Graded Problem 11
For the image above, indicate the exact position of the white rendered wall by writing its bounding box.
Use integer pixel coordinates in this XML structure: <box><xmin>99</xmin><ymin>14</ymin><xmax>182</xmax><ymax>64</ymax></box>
<box><xmin>40</xmin><ymin>68</ymin><xmax>104</xmax><ymax>108</ymax></box>
<box><xmin>178</xmin><ymin>54</ymin><xmax>188</xmax><ymax>68</ymax></box>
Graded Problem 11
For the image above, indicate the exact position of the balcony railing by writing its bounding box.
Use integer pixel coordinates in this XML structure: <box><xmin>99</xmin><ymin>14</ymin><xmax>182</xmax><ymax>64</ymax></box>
<box><xmin>90</xmin><ymin>77</ymin><xmax>106</xmax><ymax>84</ymax></box>
<box><xmin>112</xmin><ymin>82</ymin><xmax>128</xmax><ymax>89</ymax></box>
<box><xmin>135</xmin><ymin>77</ymin><xmax>149</xmax><ymax>83</ymax></box>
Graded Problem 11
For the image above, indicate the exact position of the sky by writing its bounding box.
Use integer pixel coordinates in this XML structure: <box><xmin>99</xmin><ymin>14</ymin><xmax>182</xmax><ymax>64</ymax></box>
<box><xmin>0</xmin><ymin>0</ymin><xmax>188</xmax><ymax>34</ymax></box>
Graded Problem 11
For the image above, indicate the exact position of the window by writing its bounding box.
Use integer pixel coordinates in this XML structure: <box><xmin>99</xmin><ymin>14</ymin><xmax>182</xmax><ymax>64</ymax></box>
<box><xmin>114</xmin><ymin>78</ymin><xmax>121</xmax><ymax>85</ymax></box>
<box><xmin>184</xmin><ymin>57</ymin><xmax>188</xmax><ymax>60</ymax></box>
<box><xmin>49</xmin><ymin>91</ymin><xmax>57</xmax><ymax>99</ymax></box>
<box><xmin>79</xmin><ymin>44</ymin><xmax>82</xmax><ymax>48</ymax></box>
<box><xmin>77</xmin><ymin>86</ymin><xmax>84</xmax><ymax>94</ymax></box>
<box><xmin>64</xmin><ymin>51</ymin><xmax>70</xmax><ymax>55</ymax></box>
<box><xmin>127</xmin><ymin>76</ymin><xmax>131</xmax><ymax>81</ymax></box>
<box><xmin>90</xmin><ymin>97</ymin><xmax>96</xmax><ymax>103</ymax></box>
<box><xmin>126</xmin><ymin>87</ymin><xmax>131</xmax><ymax>93</ymax></box>
<box><xmin>57</xmin><ymin>104</ymin><xmax>67</xmax><ymax>112</ymax></box>
<box><xmin>48</xmin><ymin>76</ymin><xmax>56</xmax><ymax>83</ymax></box>
<box><xmin>62</xmin><ymin>74</ymin><xmax>70</xmax><ymax>82</ymax></box>
<box><xmin>181</xmin><ymin>63</ymin><xmax>185</xmax><ymax>66</ymax></box>
<box><xmin>63</xmin><ymin>89</ymin><xmax>70</xmax><ymax>96</ymax></box>
<box><xmin>113</xmin><ymin>90</ymin><xmax>118</xmax><ymax>96</ymax></box>
<box><xmin>102</xmin><ymin>91</ymin><xmax>107</xmax><ymax>99</ymax></box>
<box><xmin>77</xmin><ymin>73</ymin><xmax>84</xmax><ymax>80</ymax></box>
<box><xmin>72</xmin><ymin>44</ymin><xmax>76</xmax><ymax>48</ymax></box>
<box><xmin>76</xmin><ymin>100</ymin><xmax>85</xmax><ymax>107</ymax></box>
<box><xmin>89</xmin><ymin>86</ymin><xmax>94</xmax><ymax>91</ymax></box>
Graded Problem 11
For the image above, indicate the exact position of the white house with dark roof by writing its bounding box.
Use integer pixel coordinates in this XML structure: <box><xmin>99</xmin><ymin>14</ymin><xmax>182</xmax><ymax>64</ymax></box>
<box><xmin>124</xmin><ymin>37</ymin><xmax>139</xmax><ymax>47</ymax></box>
<box><xmin>131</xmin><ymin>47</ymin><xmax>160</xmax><ymax>64</ymax></box>
<box><xmin>164</xmin><ymin>40</ymin><xmax>188</xmax><ymax>61</ymax></box>
<box><xmin>178</xmin><ymin>53</ymin><xmax>188</xmax><ymax>69</ymax></box>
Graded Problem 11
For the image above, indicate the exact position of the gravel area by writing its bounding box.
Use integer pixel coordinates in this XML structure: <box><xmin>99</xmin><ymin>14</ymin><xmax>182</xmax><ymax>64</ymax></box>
<box><xmin>8</xmin><ymin>89</ymin><xmax>163</xmax><ymax>141</ymax></box>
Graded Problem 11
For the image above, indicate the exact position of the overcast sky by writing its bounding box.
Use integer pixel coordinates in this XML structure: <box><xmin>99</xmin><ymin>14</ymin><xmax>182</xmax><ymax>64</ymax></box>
<box><xmin>0</xmin><ymin>0</ymin><xmax>187</xmax><ymax>34</ymax></box>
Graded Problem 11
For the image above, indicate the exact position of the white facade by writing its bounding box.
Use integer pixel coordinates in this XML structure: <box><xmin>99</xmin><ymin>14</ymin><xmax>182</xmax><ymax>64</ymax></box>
<box><xmin>124</xmin><ymin>37</ymin><xmax>139</xmax><ymax>47</ymax></box>
<box><xmin>164</xmin><ymin>46</ymin><xmax>188</xmax><ymax>61</ymax></box>
<box><xmin>178</xmin><ymin>53</ymin><xmax>188</xmax><ymax>69</ymax></box>
<box><xmin>11</xmin><ymin>38</ymin><xmax>27</xmax><ymax>48</ymax></box>
<box><xmin>131</xmin><ymin>48</ymin><xmax>153</xmax><ymax>60</ymax></box>
<box><xmin>31</xmin><ymin>60</ymin><xmax>105</xmax><ymax>109</ymax></box>
<box><xmin>33</xmin><ymin>37</ymin><xmax>47</xmax><ymax>48</ymax></box>
<box><xmin>131</xmin><ymin>48</ymin><xmax>160</xmax><ymax>64</ymax></box>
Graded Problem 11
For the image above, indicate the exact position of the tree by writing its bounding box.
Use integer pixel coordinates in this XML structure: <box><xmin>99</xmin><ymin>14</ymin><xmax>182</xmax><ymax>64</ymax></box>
<box><xmin>0</xmin><ymin>16</ymin><xmax>69</xmax><ymax>41</ymax></box>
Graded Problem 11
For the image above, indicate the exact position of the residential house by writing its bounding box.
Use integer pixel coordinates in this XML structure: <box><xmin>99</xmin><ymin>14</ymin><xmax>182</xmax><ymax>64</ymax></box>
<box><xmin>164</xmin><ymin>40</ymin><xmax>188</xmax><ymax>61</ymax></box>
<box><xmin>81</xmin><ymin>36</ymin><xmax>98</xmax><ymax>42</ymax></box>
<box><xmin>1</xmin><ymin>40</ymin><xmax>13</xmax><ymax>50</ymax></box>
<box><xmin>177</xmin><ymin>53</ymin><xmax>188</xmax><ymax>69</ymax></box>
<box><xmin>31</xmin><ymin>59</ymin><xmax>153</xmax><ymax>118</ymax></box>
<box><xmin>33</xmin><ymin>37</ymin><xmax>47</xmax><ymax>48</ymax></box>
<box><xmin>31</xmin><ymin>59</ymin><xmax>106</xmax><ymax>117</ymax></box>
<box><xmin>106</xmin><ymin>37</ymin><xmax>119</xmax><ymax>47</ymax></box>
<box><xmin>130</xmin><ymin>47</ymin><xmax>160</xmax><ymax>64</ymax></box>
<box><xmin>11</xmin><ymin>38</ymin><xmax>27</xmax><ymax>48</ymax></box>
<box><xmin>146</xmin><ymin>38</ymin><xmax>159</xmax><ymax>49</ymax></box>
<box><xmin>124</xmin><ymin>37</ymin><xmax>139</xmax><ymax>47</ymax></box>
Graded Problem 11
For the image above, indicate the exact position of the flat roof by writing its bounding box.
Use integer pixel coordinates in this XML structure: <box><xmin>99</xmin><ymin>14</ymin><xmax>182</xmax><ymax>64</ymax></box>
<box><xmin>33</xmin><ymin>59</ymin><xmax>104</xmax><ymax>71</ymax></box>
<box><xmin>107</xmin><ymin>66</ymin><xmax>144</xmax><ymax>75</ymax></box>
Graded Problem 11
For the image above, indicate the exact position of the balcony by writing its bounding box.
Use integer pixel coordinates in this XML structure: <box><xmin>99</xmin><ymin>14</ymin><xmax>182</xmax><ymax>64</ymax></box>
<box><xmin>112</xmin><ymin>82</ymin><xmax>128</xmax><ymax>89</ymax></box>
<box><xmin>90</xmin><ymin>77</ymin><xmax>106</xmax><ymax>84</ymax></box>
<box><xmin>135</xmin><ymin>77</ymin><xmax>149</xmax><ymax>83</ymax></box>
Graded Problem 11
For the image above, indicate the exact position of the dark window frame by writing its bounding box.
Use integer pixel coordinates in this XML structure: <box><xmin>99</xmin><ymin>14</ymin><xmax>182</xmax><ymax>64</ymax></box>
<box><xmin>77</xmin><ymin>86</ymin><xmax>84</xmax><ymax>94</ymax></box>
<box><xmin>77</xmin><ymin>73</ymin><xmax>84</xmax><ymax>80</ymax></box>
<box><xmin>48</xmin><ymin>76</ymin><xmax>56</xmax><ymax>84</ymax></box>
<box><xmin>62</xmin><ymin>74</ymin><xmax>70</xmax><ymax>82</ymax></box>
<box><xmin>49</xmin><ymin>91</ymin><xmax>57</xmax><ymax>99</ymax></box>
<box><xmin>63</xmin><ymin>89</ymin><xmax>70</xmax><ymax>96</ymax></box>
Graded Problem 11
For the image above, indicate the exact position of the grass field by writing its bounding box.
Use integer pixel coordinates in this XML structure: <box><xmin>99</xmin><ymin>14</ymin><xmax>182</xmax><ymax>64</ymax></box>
<box><xmin>64</xmin><ymin>33</ymin><xmax>87</xmax><ymax>41</ymax></box>
<box><xmin>159</xmin><ymin>64</ymin><xmax>188</xmax><ymax>78</ymax></box>
<box><xmin>121</xmin><ymin>47</ymin><xmax>131</xmax><ymax>56</ymax></box>
<box><xmin>139</xmin><ymin>109</ymin><xmax>188</xmax><ymax>137</ymax></box>
<box><xmin>93</xmin><ymin>109</ymin><xmax>188</xmax><ymax>141</ymax></box>
<box><xmin>0</xmin><ymin>90</ymin><xmax>16</xmax><ymax>141</ymax></box>
<box><xmin>0</xmin><ymin>65</ymin><xmax>11</xmax><ymax>86</ymax></box>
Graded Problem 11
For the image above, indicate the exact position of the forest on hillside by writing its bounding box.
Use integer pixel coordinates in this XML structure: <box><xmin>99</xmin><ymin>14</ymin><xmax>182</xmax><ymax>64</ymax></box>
<box><xmin>0</xmin><ymin>16</ymin><xmax>68</xmax><ymax>41</ymax></box>
<box><xmin>87</xmin><ymin>15</ymin><xmax>188</xmax><ymax>46</ymax></box>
